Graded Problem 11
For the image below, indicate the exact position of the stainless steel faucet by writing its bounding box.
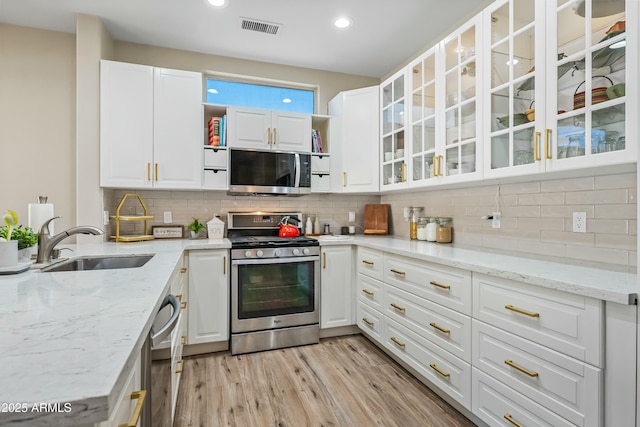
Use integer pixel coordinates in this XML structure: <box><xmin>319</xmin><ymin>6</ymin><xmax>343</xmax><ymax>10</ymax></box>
<box><xmin>36</xmin><ymin>216</ymin><xmax>104</xmax><ymax>264</ymax></box>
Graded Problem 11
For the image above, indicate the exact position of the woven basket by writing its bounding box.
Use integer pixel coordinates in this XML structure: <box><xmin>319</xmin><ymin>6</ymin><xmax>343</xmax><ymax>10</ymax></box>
<box><xmin>573</xmin><ymin>76</ymin><xmax>613</xmax><ymax>110</ymax></box>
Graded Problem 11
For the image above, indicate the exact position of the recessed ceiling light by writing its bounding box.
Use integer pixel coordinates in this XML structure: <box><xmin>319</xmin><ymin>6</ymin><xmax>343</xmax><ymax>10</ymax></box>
<box><xmin>334</xmin><ymin>17</ymin><xmax>352</xmax><ymax>29</ymax></box>
<box><xmin>206</xmin><ymin>0</ymin><xmax>228</xmax><ymax>8</ymax></box>
<box><xmin>208</xmin><ymin>88</ymin><xmax>219</xmax><ymax>94</ymax></box>
<box><xmin>282</xmin><ymin>98</ymin><xmax>292</xmax><ymax>104</ymax></box>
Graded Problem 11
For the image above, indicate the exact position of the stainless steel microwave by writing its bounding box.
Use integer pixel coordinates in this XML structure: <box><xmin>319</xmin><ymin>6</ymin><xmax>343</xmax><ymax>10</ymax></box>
<box><xmin>228</xmin><ymin>149</ymin><xmax>311</xmax><ymax>196</ymax></box>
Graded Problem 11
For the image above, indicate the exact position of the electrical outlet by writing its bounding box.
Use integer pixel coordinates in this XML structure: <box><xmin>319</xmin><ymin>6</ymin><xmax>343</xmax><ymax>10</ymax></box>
<box><xmin>573</xmin><ymin>212</ymin><xmax>586</xmax><ymax>233</ymax></box>
<box><xmin>348</xmin><ymin>211</ymin><xmax>356</xmax><ymax>222</ymax></box>
<box><xmin>492</xmin><ymin>212</ymin><xmax>501</xmax><ymax>229</ymax></box>
<box><xmin>164</xmin><ymin>211</ymin><xmax>173</xmax><ymax>224</ymax></box>
<box><xmin>103</xmin><ymin>211</ymin><xmax>109</xmax><ymax>226</ymax></box>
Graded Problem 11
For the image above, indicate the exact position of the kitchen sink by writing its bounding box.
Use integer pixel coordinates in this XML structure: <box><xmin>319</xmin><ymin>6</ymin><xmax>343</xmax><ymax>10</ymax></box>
<box><xmin>40</xmin><ymin>254</ymin><xmax>154</xmax><ymax>272</ymax></box>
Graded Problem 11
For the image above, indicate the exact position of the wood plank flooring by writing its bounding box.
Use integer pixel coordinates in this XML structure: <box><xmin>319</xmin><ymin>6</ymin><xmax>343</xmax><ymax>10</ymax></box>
<box><xmin>152</xmin><ymin>335</ymin><xmax>476</xmax><ymax>427</ymax></box>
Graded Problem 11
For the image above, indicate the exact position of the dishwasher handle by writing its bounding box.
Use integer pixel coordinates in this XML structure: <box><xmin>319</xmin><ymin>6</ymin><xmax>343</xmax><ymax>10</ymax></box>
<box><xmin>150</xmin><ymin>294</ymin><xmax>180</xmax><ymax>347</ymax></box>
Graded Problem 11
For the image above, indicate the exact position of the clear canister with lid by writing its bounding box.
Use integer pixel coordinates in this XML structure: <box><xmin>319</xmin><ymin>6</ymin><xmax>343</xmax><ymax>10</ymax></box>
<box><xmin>416</xmin><ymin>217</ymin><xmax>429</xmax><ymax>240</ymax></box>
<box><xmin>426</xmin><ymin>217</ymin><xmax>438</xmax><ymax>242</ymax></box>
<box><xmin>436</xmin><ymin>217</ymin><xmax>452</xmax><ymax>243</ymax></box>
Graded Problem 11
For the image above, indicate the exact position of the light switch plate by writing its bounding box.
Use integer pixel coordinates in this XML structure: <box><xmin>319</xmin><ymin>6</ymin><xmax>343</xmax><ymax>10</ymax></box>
<box><xmin>164</xmin><ymin>211</ymin><xmax>173</xmax><ymax>224</ymax></box>
<box><xmin>103</xmin><ymin>211</ymin><xmax>109</xmax><ymax>226</ymax></box>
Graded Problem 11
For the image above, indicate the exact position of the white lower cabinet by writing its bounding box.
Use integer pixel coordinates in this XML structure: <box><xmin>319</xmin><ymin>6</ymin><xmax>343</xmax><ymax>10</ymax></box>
<box><xmin>356</xmin><ymin>301</ymin><xmax>384</xmax><ymax>341</ymax></box>
<box><xmin>320</xmin><ymin>246</ymin><xmax>354</xmax><ymax>329</ymax></box>
<box><xmin>187</xmin><ymin>250</ymin><xmax>229</xmax><ymax>345</ymax></box>
<box><xmin>95</xmin><ymin>353</ymin><xmax>142</xmax><ymax>427</ymax></box>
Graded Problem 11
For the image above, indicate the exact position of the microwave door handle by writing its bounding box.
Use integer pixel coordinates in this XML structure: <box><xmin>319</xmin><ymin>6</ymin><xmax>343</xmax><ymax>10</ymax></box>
<box><xmin>294</xmin><ymin>152</ymin><xmax>301</xmax><ymax>187</ymax></box>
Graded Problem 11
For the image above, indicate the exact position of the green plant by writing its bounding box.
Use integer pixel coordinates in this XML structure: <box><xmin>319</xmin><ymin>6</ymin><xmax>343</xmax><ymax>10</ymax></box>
<box><xmin>0</xmin><ymin>225</ymin><xmax>38</xmax><ymax>249</ymax></box>
<box><xmin>0</xmin><ymin>210</ymin><xmax>18</xmax><ymax>243</ymax></box>
<box><xmin>187</xmin><ymin>217</ymin><xmax>206</xmax><ymax>234</ymax></box>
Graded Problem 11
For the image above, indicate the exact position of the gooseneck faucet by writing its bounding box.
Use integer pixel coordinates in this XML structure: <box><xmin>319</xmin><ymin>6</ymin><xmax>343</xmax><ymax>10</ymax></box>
<box><xmin>36</xmin><ymin>216</ymin><xmax>104</xmax><ymax>264</ymax></box>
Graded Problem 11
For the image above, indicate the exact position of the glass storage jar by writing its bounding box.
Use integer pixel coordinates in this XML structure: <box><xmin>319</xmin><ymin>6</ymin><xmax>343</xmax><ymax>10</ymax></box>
<box><xmin>426</xmin><ymin>218</ymin><xmax>438</xmax><ymax>242</ymax></box>
<box><xmin>416</xmin><ymin>217</ymin><xmax>429</xmax><ymax>240</ymax></box>
<box><xmin>409</xmin><ymin>207</ymin><xmax>424</xmax><ymax>240</ymax></box>
<box><xmin>436</xmin><ymin>217</ymin><xmax>452</xmax><ymax>243</ymax></box>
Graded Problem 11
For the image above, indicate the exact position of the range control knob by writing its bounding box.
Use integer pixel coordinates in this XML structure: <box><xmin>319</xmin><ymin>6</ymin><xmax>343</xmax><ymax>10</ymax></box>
<box><xmin>274</xmin><ymin>249</ymin><xmax>282</xmax><ymax>257</ymax></box>
<box><xmin>256</xmin><ymin>250</ymin><xmax>264</xmax><ymax>258</ymax></box>
<box><xmin>292</xmin><ymin>248</ymin><xmax>300</xmax><ymax>256</ymax></box>
<box><xmin>244</xmin><ymin>251</ymin><xmax>253</xmax><ymax>258</ymax></box>
<box><xmin>302</xmin><ymin>248</ymin><xmax>310</xmax><ymax>255</ymax></box>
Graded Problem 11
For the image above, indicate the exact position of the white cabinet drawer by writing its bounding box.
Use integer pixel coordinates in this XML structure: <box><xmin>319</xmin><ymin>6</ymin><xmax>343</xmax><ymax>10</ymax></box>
<box><xmin>384</xmin><ymin>254</ymin><xmax>471</xmax><ymax>315</ymax></box>
<box><xmin>203</xmin><ymin>147</ymin><xmax>227</xmax><ymax>168</ymax></box>
<box><xmin>203</xmin><ymin>169</ymin><xmax>227</xmax><ymax>189</ymax></box>
<box><xmin>472</xmin><ymin>368</ymin><xmax>575</xmax><ymax>427</ymax></box>
<box><xmin>472</xmin><ymin>273</ymin><xmax>603</xmax><ymax>367</ymax></box>
<box><xmin>473</xmin><ymin>320</ymin><xmax>602</xmax><ymax>426</ymax></box>
<box><xmin>384</xmin><ymin>283</ymin><xmax>471</xmax><ymax>363</ymax></box>
<box><xmin>384</xmin><ymin>317</ymin><xmax>471</xmax><ymax>410</ymax></box>
<box><xmin>311</xmin><ymin>174</ymin><xmax>331</xmax><ymax>192</ymax></box>
<box><xmin>356</xmin><ymin>247</ymin><xmax>384</xmax><ymax>281</ymax></box>
<box><xmin>311</xmin><ymin>154</ymin><xmax>330</xmax><ymax>173</ymax></box>
<box><xmin>357</xmin><ymin>274</ymin><xmax>383</xmax><ymax>311</ymax></box>
<box><xmin>357</xmin><ymin>301</ymin><xmax>383</xmax><ymax>341</ymax></box>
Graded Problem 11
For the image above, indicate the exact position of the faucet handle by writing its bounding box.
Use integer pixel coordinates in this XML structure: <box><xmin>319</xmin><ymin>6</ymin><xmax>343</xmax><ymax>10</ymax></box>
<box><xmin>39</xmin><ymin>216</ymin><xmax>61</xmax><ymax>235</ymax></box>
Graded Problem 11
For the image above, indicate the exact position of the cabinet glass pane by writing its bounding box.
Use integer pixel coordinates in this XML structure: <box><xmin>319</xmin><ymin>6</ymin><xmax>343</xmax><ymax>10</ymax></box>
<box><xmin>558</xmin><ymin>114</ymin><xmax>586</xmax><ymax>159</ymax></box>
<box><xmin>382</xmin><ymin>107</ymin><xmax>392</xmax><ymax>135</ymax></box>
<box><xmin>513</xmin><ymin>0</ymin><xmax>535</xmax><ymax>32</ymax></box>
<box><xmin>412</xmin><ymin>155</ymin><xmax>423</xmax><ymax>180</ymax></box>
<box><xmin>383</xmin><ymin>84</ymin><xmax>392</xmax><ymax>107</ymax></box>
<box><xmin>412</xmin><ymin>63</ymin><xmax>423</xmax><ymax>91</ymax></box>
<box><xmin>513</xmin><ymin>27</ymin><xmax>535</xmax><ymax>80</ymax></box>
<box><xmin>412</xmin><ymin>90</ymin><xmax>423</xmax><ymax>121</ymax></box>
<box><xmin>446</xmin><ymin>71</ymin><xmax>459</xmax><ymax>108</ymax></box>
<box><xmin>393</xmin><ymin>102</ymin><xmax>405</xmax><ymax>131</ymax></box>
<box><xmin>461</xmin><ymin>105</ymin><xmax>476</xmax><ymax>140</ymax></box>
<box><xmin>461</xmin><ymin>143</ymin><xmax>476</xmax><ymax>174</ymax></box>
<box><xmin>557</xmin><ymin>3</ymin><xmax>586</xmax><ymax>58</ymax></box>
<box><xmin>514</xmin><ymin>127</ymin><xmax>535</xmax><ymax>165</ymax></box>
<box><xmin>445</xmin><ymin>146</ymin><xmax>459</xmax><ymax>175</ymax></box>
<box><xmin>395</xmin><ymin>130</ymin><xmax>405</xmax><ymax>152</ymax></box>
<box><xmin>491</xmin><ymin>135</ymin><xmax>510</xmax><ymax>169</ymax></box>
<box><xmin>445</xmin><ymin>38</ymin><xmax>459</xmax><ymax>72</ymax></box>
<box><xmin>393</xmin><ymin>77</ymin><xmax>404</xmax><ymax>102</ymax></box>
<box><xmin>383</xmin><ymin>135</ymin><xmax>392</xmax><ymax>157</ymax></box>
<box><xmin>424</xmin><ymin>83</ymin><xmax>436</xmax><ymax>110</ymax></box>
<box><xmin>492</xmin><ymin>3</ymin><xmax>510</xmax><ymax>44</ymax></box>
<box><xmin>593</xmin><ymin>104</ymin><xmax>625</xmax><ymax>153</ymax></box>
<box><xmin>491</xmin><ymin>40</ymin><xmax>510</xmax><ymax>88</ymax></box>
<box><xmin>413</xmin><ymin>124</ymin><xmax>423</xmax><ymax>153</ymax></box>
<box><xmin>492</xmin><ymin>87</ymin><xmax>510</xmax><ymax>131</ymax></box>
<box><xmin>445</xmin><ymin>109</ymin><xmax>459</xmax><ymax>145</ymax></box>
<box><xmin>424</xmin><ymin>55</ymin><xmax>436</xmax><ymax>82</ymax></box>
<box><xmin>461</xmin><ymin>27</ymin><xmax>476</xmax><ymax>62</ymax></box>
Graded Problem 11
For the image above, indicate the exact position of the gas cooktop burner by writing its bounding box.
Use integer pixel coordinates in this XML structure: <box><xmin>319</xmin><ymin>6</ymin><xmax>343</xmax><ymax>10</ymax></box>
<box><xmin>229</xmin><ymin>235</ymin><xmax>319</xmax><ymax>249</ymax></box>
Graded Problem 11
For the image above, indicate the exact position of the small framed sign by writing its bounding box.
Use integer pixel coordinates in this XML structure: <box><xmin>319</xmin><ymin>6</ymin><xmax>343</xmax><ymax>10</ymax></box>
<box><xmin>151</xmin><ymin>225</ymin><xmax>184</xmax><ymax>239</ymax></box>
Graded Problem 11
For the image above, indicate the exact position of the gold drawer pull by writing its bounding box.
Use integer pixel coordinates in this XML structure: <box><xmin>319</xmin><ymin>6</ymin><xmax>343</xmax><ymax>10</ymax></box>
<box><xmin>223</xmin><ymin>256</ymin><xmax>227</xmax><ymax>275</ymax></box>
<box><xmin>181</xmin><ymin>335</ymin><xmax>187</xmax><ymax>345</ymax></box>
<box><xmin>505</xmin><ymin>359</ymin><xmax>539</xmax><ymax>377</ymax></box>
<box><xmin>390</xmin><ymin>268</ymin><xmax>406</xmax><ymax>276</ymax></box>
<box><xmin>429</xmin><ymin>363</ymin><xmax>450</xmax><ymax>378</ymax></box>
<box><xmin>175</xmin><ymin>359</ymin><xmax>184</xmax><ymax>374</ymax></box>
<box><xmin>505</xmin><ymin>304</ymin><xmax>540</xmax><ymax>318</ymax></box>
<box><xmin>176</xmin><ymin>294</ymin><xmax>183</xmax><ymax>302</ymax></box>
<box><xmin>146</xmin><ymin>163</ymin><xmax>151</xmax><ymax>181</ymax></box>
<box><xmin>362</xmin><ymin>317</ymin><xmax>374</xmax><ymax>327</ymax></box>
<box><xmin>119</xmin><ymin>389</ymin><xmax>147</xmax><ymax>427</ymax></box>
<box><xmin>429</xmin><ymin>280</ymin><xmax>451</xmax><ymax>290</ymax></box>
<box><xmin>362</xmin><ymin>289</ymin><xmax>375</xmax><ymax>296</ymax></box>
<box><xmin>504</xmin><ymin>413</ymin><xmax>523</xmax><ymax>427</ymax></box>
<box><xmin>390</xmin><ymin>336</ymin><xmax>405</xmax><ymax>348</ymax></box>
<box><xmin>181</xmin><ymin>301</ymin><xmax>188</xmax><ymax>310</ymax></box>
<box><xmin>180</xmin><ymin>267</ymin><xmax>187</xmax><ymax>273</ymax></box>
<box><xmin>361</xmin><ymin>260</ymin><xmax>374</xmax><ymax>265</ymax></box>
<box><xmin>429</xmin><ymin>322</ymin><xmax>451</xmax><ymax>334</ymax></box>
<box><xmin>390</xmin><ymin>303</ymin><xmax>406</xmax><ymax>312</ymax></box>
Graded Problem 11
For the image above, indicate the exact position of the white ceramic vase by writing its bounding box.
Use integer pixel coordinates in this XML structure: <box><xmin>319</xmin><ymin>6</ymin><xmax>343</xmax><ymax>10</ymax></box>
<box><xmin>0</xmin><ymin>240</ymin><xmax>18</xmax><ymax>267</ymax></box>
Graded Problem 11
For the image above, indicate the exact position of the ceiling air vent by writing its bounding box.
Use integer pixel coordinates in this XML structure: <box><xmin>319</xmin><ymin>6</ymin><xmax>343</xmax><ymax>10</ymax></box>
<box><xmin>240</xmin><ymin>17</ymin><xmax>282</xmax><ymax>35</ymax></box>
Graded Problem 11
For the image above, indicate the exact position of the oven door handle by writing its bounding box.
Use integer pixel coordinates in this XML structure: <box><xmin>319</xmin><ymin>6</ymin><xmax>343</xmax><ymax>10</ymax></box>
<box><xmin>294</xmin><ymin>152</ymin><xmax>301</xmax><ymax>188</ymax></box>
<box><xmin>233</xmin><ymin>255</ymin><xmax>319</xmax><ymax>266</ymax></box>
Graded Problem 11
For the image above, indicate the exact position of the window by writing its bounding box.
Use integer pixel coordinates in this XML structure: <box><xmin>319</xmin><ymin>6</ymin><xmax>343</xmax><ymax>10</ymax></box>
<box><xmin>205</xmin><ymin>78</ymin><xmax>315</xmax><ymax>114</ymax></box>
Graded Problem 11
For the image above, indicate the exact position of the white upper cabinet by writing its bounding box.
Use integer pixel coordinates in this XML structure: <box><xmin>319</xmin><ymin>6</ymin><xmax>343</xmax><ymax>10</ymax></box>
<box><xmin>226</xmin><ymin>106</ymin><xmax>312</xmax><ymax>152</ymax></box>
<box><xmin>329</xmin><ymin>86</ymin><xmax>380</xmax><ymax>193</ymax></box>
<box><xmin>100</xmin><ymin>60</ymin><xmax>203</xmax><ymax>189</ymax></box>
<box><xmin>380</xmin><ymin>69</ymin><xmax>409</xmax><ymax>189</ymax></box>
<box><xmin>484</xmin><ymin>0</ymin><xmax>637</xmax><ymax>178</ymax></box>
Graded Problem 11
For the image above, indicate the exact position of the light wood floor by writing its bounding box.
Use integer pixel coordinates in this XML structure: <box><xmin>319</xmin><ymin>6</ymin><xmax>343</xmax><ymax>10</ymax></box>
<box><xmin>153</xmin><ymin>334</ymin><xmax>476</xmax><ymax>427</ymax></box>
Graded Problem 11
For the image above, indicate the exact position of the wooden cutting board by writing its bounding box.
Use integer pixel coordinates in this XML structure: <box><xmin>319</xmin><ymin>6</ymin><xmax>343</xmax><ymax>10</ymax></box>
<box><xmin>364</xmin><ymin>204</ymin><xmax>389</xmax><ymax>235</ymax></box>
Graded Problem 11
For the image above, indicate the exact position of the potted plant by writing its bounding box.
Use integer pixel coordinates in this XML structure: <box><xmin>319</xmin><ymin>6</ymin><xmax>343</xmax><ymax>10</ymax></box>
<box><xmin>187</xmin><ymin>217</ymin><xmax>206</xmax><ymax>239</ymax></box>
<box><xmin>0</xmin><ymin>212</ymin><xmax>39</xmax><ymax>263</ymax></box>
<box><xmin>0</xmin><ymin>210</ymin><xmax>19</xmax><ymax>267</ymax></box>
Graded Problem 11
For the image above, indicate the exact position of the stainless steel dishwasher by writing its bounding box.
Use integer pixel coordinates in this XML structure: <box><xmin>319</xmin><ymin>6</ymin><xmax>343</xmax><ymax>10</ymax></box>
<box><xmin>140</xmin><ymin>294</ymin><xmax>180</xmax><ymax>427</ymax></box>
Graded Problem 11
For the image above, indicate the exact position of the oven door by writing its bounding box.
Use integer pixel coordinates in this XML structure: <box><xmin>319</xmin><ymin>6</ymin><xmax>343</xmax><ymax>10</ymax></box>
<box><xmin>231</xmin><ymin>255</ymin><xmax>319</xmax><ymax>333</ymax></box>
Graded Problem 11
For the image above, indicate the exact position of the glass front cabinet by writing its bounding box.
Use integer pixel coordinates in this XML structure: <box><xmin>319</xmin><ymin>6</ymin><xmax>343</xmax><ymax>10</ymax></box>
<box><xmin>484</xmin><ymin>0</ymin><xmax>637</xmax><ymax>178</ymax></box>
<box><xmin>381</xmin><ymin>69</ymin><xmax>408</xmax><ymax>189</ymax></box>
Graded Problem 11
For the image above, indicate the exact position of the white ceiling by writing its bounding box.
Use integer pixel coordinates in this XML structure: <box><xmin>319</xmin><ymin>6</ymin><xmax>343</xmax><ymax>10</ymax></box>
<box><xmin>0</xmin><ymin>0</ymin><xmax>486</xmax><ymax>78</ymax></box>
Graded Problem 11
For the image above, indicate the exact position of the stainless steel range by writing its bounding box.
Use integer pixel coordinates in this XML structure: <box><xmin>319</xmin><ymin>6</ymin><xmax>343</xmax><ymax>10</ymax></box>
<box><xmin>228</xmin><ymin>212</ymin><xmax>320</xmax><ymax>355</ymax></box>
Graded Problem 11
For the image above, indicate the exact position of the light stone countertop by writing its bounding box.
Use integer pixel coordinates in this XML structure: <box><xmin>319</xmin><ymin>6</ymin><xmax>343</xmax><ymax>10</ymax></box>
<box><xmin>317</xmin><ymin>235</ymin><xmax>638</xmax><ymax>305</ymax></box>
<box><xmin>0</xmin><ymin>238</ymin><xmax>230</xmax><ymax>427</ymax></box>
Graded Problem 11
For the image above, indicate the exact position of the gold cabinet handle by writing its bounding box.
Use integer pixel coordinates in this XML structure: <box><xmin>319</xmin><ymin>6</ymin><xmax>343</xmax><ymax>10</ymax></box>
<box><xmin>267</xmin><ymin>127</ymin><xmax>272</xmax><ymax>145</ymax></box>
<box><xmin>545</xmin><ymin>128</ymin><xmax>552</xmax><ymax>159</ymax></box>
<box><xmin>176</xmin><ymin>294</ymin><xmax>183</xmax><ymax>302</ymax></box>
<box><xmin>534</xmin><ymin>131</ymin><xmax>541</xmax><ymax>161</ymax></box>
<box><xmin>273</xmin><ymin>127</ymin><xmax>276</xmax><ymax>144</ymax></box>
<box><xmin>505</xmin><ymin>359</ymin><xmax>539</xmax><ymax>377</ymax></box>
<box><xmin>361</xmin><ymin>260</ymin><xmax>374</xmax><ymax>265</ymax></box>
<box><xmin>362</xmin><ymin>317</ymin><xmax>374</xmax><ymax>327</ymax></box>
<box><xmin>429</xmin><ymin>363</ymin><xmax>451</xmax><ymax>378</ymax></box>
<box><xmin>155</xmin><ymin>163</ymin><xmax>158</xmax><ymax>181</ymax></box>
<box><xmin>438</xmin><ymin>155</ymin><xmax>443</xmax><ymax>176</ymax></box>
<box><xmin>175</xmin><ymin>359</ymin><xmax>184</xmax><ymax>374</ymax></box>
<box><xmin>118</xmin><ymin>389</ymin><xmax>147</xmax><ymax>427</ymax></box>
<box><xmin>401</xmin><ymin>163</ymin><xmax>406</xmax><ymax>182</ymax></box>
<box><xmin>390</xmin><ymin>336</ymin><xmax>405</xmax><ymax>348</ymax></box>
<box><xmin>429</xmin><ymin>322</ymin><xmax>451</xmax><ymax>334</ymax></box>
<box><xmin>223</xmin><ymin>256</ymin><xmax>226</xmax><ymax>275</ymax></box>
<box><xmin>362</xmin><ymin>289</ymin><xmax>374</xmax><ymax>296</ymax></box>
<box><xmin>181</xmin><ymin>335</ymin><xmax>187</xmax><ymax>345</ymax></box>
<box><xmin>390</xmin><ymin>302</ymin><xmax>406</xmax><ymax>312</ymax></box>
<box><xmin>146</xmin><ymin>163</ymin><xmax>151</xmax><ymax>181</ymax></box>
<box><xmin>432</xmin><ymin>159</ymin><xmax>437</xmax><ymax>177</ymax></box>
<box><xmin>181</xmin><ymin>301</ymin><xmax>188</xmax><ymax>310</ymax></box>
<box><xmin>429</xmin><ymin>280</ymin><xmax>450</xmax><ymax>290</ymax></box>
<box><xmin>342</xmin><ymin>172</ymin><xmax>346</xmax><ymax>187</ymax></box>
<box><xmin>504</xmin><ymin>413</ymin><xmax>523</xmax><ymax>427</ymax></box>
<box><xmin>505</xmin><ymin>304</ymin><xmax>540</xmax><ymax>318</ymax></box>
<box><xmin>390</xmin><ymin>268</ymin><xmax>405</xmax><ymax>276</ymax></box>
<box><xmin>323</xmin><ymin>252</ymin><xmax>327</xmax><ymax>269</ymax></box>
<box><xmin>180</xmin><ymin>267</ymin><xmax>187</xmax><ymax>273</ymax></box>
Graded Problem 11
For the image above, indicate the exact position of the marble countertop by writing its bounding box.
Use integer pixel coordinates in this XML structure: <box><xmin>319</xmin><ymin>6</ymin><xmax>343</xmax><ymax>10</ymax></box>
<box><xmin>0</xmin><ymin>238</ymin><xmax>229</xmax><ymax>427</ymax></box>
<box><xmin>317</xmin><ymin>235</ymin><xmax>638</xmax><ymax>305</ymax></box>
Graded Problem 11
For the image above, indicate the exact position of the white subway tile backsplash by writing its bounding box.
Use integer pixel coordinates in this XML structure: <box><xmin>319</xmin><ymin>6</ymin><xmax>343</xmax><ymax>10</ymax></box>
<box><xmin>518</xmin><ymin>192</ymin><xmax>565</xmax><ymax>206</ymax></box>
<box><xmin>540</xmin><ymin>176</ymin><xmax>594</xmax><ymax>192</ymax></box>
<box><xmin>595</xmin><ymin>173</ymin><xmax>636</xmax><ymax>189</ymax></box>
<box><xmin>565</xmin><ymin>189</ymin><xmax>628</xmax><ymax>205</ymax></box>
